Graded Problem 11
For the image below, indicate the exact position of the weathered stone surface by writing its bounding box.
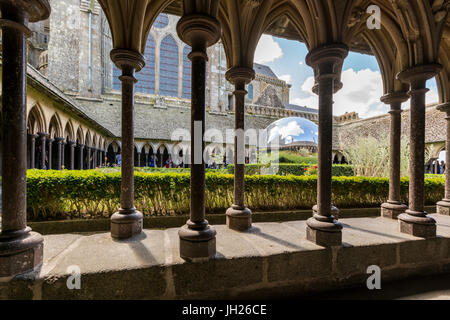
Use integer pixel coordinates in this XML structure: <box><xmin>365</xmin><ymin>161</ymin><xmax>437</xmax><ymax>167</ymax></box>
<box><xmin>399</xmin><ymin>237</ymin><xmax>449</xmax><ymax>265</ymax></box>
<box><xmin>172</xmin><ymin>257</ymin><xmax>264</xmax><ymax>297</ymax></box>
<box><xmin>2</xmin><ymin>216</ymin><xmax>450</xmax><ymax>300</ymax></box>
<box><xmin>267</xmin><ymin>249</ymin><xmax>332</xmax><ymax>283</ymax></box>
<box><xmin>336</xmin><ymin>243</ymin><xmax>397</xmax><ymax>276</ymax></box>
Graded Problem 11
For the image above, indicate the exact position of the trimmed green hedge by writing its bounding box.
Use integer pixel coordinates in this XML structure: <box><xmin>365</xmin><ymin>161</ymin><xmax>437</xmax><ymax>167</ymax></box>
<box><xmin>226</xmin><ymin>164</ymin><xmax>354</xmax><ymax>176</ymax></box>
<box><xmin>26</xmin><ymin>170</ymin><xmax>444</xmax><ymax>221</ymax></box>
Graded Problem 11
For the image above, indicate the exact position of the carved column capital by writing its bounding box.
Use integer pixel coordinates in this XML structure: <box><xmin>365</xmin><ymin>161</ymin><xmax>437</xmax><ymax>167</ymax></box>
<box><xmin>397</xmin><ymin>64</ymin><xmax>442</xmax><ymax>90</ymax></box>
<box><xmin>381</xmin><ymin>92</ymin><xmax>409</xmax><ymax>106</ymax></box>
<box><xmin>176</xmin><ymin>14</ymin><xmax>221</xmax><ymax>50</ymax></box>
<box><xmin>225</xmin><ymin>67</ymin><xmax>255</xmax><ymax>85</ymax></box>
<box><xmin>110</xmin><ymin>49</ymin><xmax>145</xmax><ymax>72</ymax></box>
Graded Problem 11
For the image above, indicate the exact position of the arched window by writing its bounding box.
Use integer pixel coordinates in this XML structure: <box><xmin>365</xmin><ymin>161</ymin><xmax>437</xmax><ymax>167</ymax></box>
<box><xmin>182</xmin><ymin>46</ymin><xmax>192</xmax><ymax>99</ymax></box>
<box><xmin>136</xmin><ymin>35</ymin><xmax>156</xmax><ymax>94</ymax></box>
<box><xmin>248</xmin><ymin>84</ymin><xmax>254</xmax><ymax>100</ymax></box>
<box><xmin>154</xmin><ymin>13</ymin><xmax>169</xmax><ymax>29</ymax></box>
<box><xmin>159</xmin><ymin>35</ymin><xmax>179</xmax><ymax>97</ymax></box>
<box><xmin>113</xmin><ymin>35</ymin><xmax>156</xmax><ymax>94</ymax></box>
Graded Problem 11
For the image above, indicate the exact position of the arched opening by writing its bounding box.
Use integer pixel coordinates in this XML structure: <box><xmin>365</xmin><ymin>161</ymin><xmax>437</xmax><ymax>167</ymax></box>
<box><xmin>106</xmin><ymin>142</ymin><xmax>121</xmax><ymax>167</ymax></box>
<box><xmin>156</xmin><ymin>145</ymin><xmax>170</xmax><ymax>168</ymax></box>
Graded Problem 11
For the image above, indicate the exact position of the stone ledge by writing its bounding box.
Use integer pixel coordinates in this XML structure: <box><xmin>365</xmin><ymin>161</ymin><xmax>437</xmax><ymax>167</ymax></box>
<box><xmin>1</xmin><ymin>214</ymin><xmax>450</xmax><ymax>299</ymax></box>
<box><xmin>27</xmin><ymin>206</ymin><xmax>395</xmax><ymax>235</ymax></box>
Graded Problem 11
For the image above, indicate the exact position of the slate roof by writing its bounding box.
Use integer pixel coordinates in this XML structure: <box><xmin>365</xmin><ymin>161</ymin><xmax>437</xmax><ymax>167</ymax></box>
<box><xmin>253</xmin><ymin>63</ymin><xmax>278</xmax><ymax>79</ymax></box>
<box><xmin>285</xmin><ymin>104</ymin><xmax>319</xmax><ymax>114</ymax></box>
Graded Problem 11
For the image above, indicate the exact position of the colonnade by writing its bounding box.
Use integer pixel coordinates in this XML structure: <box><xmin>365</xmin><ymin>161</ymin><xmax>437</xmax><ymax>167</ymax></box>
<box><xmin>1</xmin><ymin>0</ymin><xmax>449</xmax><ymax>278</ymax></box>
<box><xmin>27</xmin><ymin>133</ymin><xmax>106</xmax><ymax>170</ymax></box>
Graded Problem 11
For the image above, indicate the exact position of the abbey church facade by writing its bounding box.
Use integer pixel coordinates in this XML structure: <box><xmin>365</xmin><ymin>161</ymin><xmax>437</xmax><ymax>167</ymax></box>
<box><xmin>2</xmin><ymin>0</ymin><xmax>318</xmax><ymax>171</ymax></box>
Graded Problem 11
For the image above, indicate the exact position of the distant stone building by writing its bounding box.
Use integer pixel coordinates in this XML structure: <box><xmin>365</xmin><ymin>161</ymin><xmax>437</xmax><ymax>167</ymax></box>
<box><xmin>10</xmin><ymin>1</ymin><xmax>318</xmax><ymax>170</ymax></box>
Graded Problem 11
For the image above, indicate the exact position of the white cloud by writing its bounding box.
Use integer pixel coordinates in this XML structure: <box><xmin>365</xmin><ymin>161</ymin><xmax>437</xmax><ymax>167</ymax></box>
<box><xmin>291</xmin><ymin>68</ymin><xmax>442</xmax><ymax>119</ymax></box>
<box><xmin>299</xmin><ymin>61</ymin><xmax>304</xmax><ymax>65</ymax></box>
<box><xmin>254</xmin><ymin>35</ymin><xmax>283</xmax><ymax>64</ymax></box>
<box><xmin>292</xmin><ymin>68</ymin><xmax>386</xmax><ymax>118</ymax></box>
<box><xmin>279</xmin><ymin>74</ymin><xmax>292</xmax><ymax>84</ymax></box>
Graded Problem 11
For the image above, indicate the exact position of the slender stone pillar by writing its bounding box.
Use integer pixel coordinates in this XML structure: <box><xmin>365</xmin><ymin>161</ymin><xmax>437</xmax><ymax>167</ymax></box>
<box><xmin>305</xmin><ymin>44</ymin><xmax>348</xmax><ymax>247</ymax></box>
<box><xmin>38</xmin><ymin>132</ymin><xmax>48</xmax><ymax>169</ymax></box>
<box><xmin>137</xmin><ymin>152</ymin><xmax>141</xmax><ymax>168</ymax></box>
<box><xmin>176</xmin><ymin>13</ymin><xmax>221</xmax><ymax>261</ymax></box>
<box><xmin>69</xmin><ymin>141</ymin><xmax>75</xmax><ymax>170</ymax></box>
<box><xmin>55</xmin><ymin>138</ymin><xmax>63</xmax><ymax>170</ymax></box>
<box><xmin>86</xmin><ymin>146</ymin><xmax>91</xmax><ymax>170</ymax></box>
<box><xmin>30</xmin><ymin>134</ymin><xmax>38</xmax><ymax>169</ymax></box>
<box><xmin>0</xmin><ymin>0</ymin><xmax>49</xmax><ymax>278</ymax></box>
<box><xmin>78</xmin><ymin>144</ymin><xmax>84</xmax><ymax>170</ymax></box>
<box><xmin>145</xmin><ymin>153</ymin><xmax>149</xmax><ymax>167</ymax></box>
<box><xmin>397</xmin><ymin>64</ymin><xmax>442</xmax><ymax>238</ymax></box>
<box><xmin>225</xmin><ymin>67</ymin><xmax>255</xmax><ymax>231</ymax></box>
<box><xmin>109</xmin><ymin>49</ymin><xmax>144</xmax><ymax>239</ymax></box>
<box><xmin>381</xmin><ymin>92</ymin><xmax>409</xmax><ymax>219</ymax></box>
<box><xmin>437</xmin><ymin>102</ymin><xmax>450</xmax><ymax>215</ymax></box>
<box><xmin>47</xmin><ymin>138</ymin><xmax>53</xmax><ymax>170</ymax></box>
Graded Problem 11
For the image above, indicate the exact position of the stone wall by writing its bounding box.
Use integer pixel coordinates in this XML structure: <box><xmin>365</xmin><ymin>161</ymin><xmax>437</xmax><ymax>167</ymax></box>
<box><xmin>334</xmin><ymin>104</ymin><xmax>446</xmax><ymax>152</ymax></box>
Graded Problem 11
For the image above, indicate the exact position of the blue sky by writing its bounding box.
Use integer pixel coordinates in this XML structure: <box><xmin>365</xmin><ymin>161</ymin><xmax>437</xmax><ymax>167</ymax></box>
<box><xmin>254</xmin><ymin>35</ymin><xmax>439</xmax><ymax>118</ymax></box>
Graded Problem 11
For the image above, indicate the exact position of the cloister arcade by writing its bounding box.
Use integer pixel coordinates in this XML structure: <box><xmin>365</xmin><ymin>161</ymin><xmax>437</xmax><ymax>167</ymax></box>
<box><xmin>25</xmin><ymin>103</ymin><xmax>107</xmax><ymax>171</ymax></box>
<box><xmin>1</xmin><ymin>0</ymin><xmax>450</xmax><ymax>293</ymax></box>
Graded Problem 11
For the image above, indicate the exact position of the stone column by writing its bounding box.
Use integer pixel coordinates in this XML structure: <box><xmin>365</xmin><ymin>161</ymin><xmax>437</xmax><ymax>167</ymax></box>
<box><xmin>139</xmin><ymin>152</ymin><xmax>143</xmax><ymax>167</ymax></box>
<box><xmin>38</xmin><ymin>132</ymin><xmax>48</xmax><ymax>169</ymax></box>
<box><xmin>86</xmin><ymin>146</ymin><xmax>91</xmax><ymax>170</ymax></box>
<box><xmin>29</xmin><ymin>134</ymin><xmax>38</xmax><ymax>169</ymax></box>
<box><xmin>381</xmin><ymin>92</ymin><xmax>409</xmax><ymax>219</ymax></box>
<box><xmin>397</xmin><ymin>64</ymin><xmax>442</xmax><ymax>238</ymax></box>
<box><xmin>78</xmin><ymin>144</ymin><xmax>84</xmax><ymax>170</ymax></box>
<box><xmin>437</xmin><ymin>102</ymin><xmax>450</xmax><ymax>215</ymax></box>
<box><xmin>47</xmin><ymin>138</ymin><xmax>53</xmax><ymax>170</ymax></box>
<box><xmin>69</xmin><ymin>141</ymin><xmax>75</xmax><ymax>170</ymax></box>
<box><xmin>56</xmin><ymin>138</ymin><xmax>63</xmax><ymax>170</ymax></box>
<box><xmin>225</xmin><ymin>67</ymin><xmax>255</xmax><ymax>231</ymax></box>
<box><xmin>305</xmin><ymin>44</ymin><xmax>348</xmax><ymax>247</ymax></box>
<box><xmin>0</xmin><ymin>0</ymin><xmax>49</xmax><ymax>278</ymax></box>
<box><xmin>176</xmin><ymin>13</ymin><xmax>221</xmax><ymax>261</ymax></box>
<box><xmin>109</xmin><ymin>49</ymin><xmax>144</xmax><ymax>239</ymax></box>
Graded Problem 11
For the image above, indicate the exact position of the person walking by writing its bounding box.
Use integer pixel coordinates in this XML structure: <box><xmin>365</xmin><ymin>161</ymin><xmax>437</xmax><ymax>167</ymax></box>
<box><xmin>115</xmin><ymin>152</ymin><xmax>122</xmax><ymax>166</ymax></box>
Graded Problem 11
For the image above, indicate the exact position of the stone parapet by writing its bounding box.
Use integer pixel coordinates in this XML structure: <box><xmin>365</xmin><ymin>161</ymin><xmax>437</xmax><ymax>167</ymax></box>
<box><xmin>2</xmin><ymin>215</ymin><xmax>450</xmax><ymax>299</ymax></box>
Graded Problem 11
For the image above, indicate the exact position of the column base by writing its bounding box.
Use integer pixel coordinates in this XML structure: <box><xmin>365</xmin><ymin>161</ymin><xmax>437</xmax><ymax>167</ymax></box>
<box><xmin>381</xmin><ymin>202</ymin><xmax>408</xmax><ymax>219</ymax></box>
<box><xmin>226</xmin><ymin>205</ymin><xmax>252</xmax><ymax>231</ymax></box>
<box><xmin>0</xmin><ymin>230</ymin><xmax>44</xmax><ymax>278</ymax></box>
<box><xmin>179</xmin><ymin>222</ymin><xmax>216</xmax><ymax>262</ymax></box>
<box><xmin>306</xmin><ymin>206</ymin><xmax>342</xmax><ymax>247</ymax></box>
<box><xmin>110</xmin><ymin>209</ymin><xmax>143</xmax><ymax>239</ymax></box>
<box><xmin>437</xmin><ymin>200</ymin><xmax>450</xmax><ymax>216</ymax></box>
<box><xmin>398</xmin><ymin>211</ymin><xmax>436</xmax><ymax>238</ymax></box>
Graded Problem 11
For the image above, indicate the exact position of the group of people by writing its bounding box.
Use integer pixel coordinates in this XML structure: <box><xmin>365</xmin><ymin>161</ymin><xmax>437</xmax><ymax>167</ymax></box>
<box><xmin>426</xmin><ymin>160</ymin><xmax>446</xmax><ymax>174</ymax></box>
<box><xmin>109</xmin><ymin>152</ymin><xmax>176</xmax><ymax>168</ymax></box>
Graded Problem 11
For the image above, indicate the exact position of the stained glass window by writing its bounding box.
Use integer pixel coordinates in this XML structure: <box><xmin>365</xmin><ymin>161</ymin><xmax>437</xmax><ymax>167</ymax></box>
<box><xmin>248</xmin><ymin>84</ymin><xmax>254</xmax><ymax>100</ymax></box>
<box><xmin>154</xmin><ymin>14</ymin><xmax>169</xmax><ymax>29</ymax></box>
<box><xmin>159</xmin><ymin>35</ymin><xmax>179</xmax><ymax>97</ymax></box>
<box><xmin>182</xmin><ymin>45</ymin><xmax>192</xmax><ymax>99</ymax></box>
<box><xmin>113</xmin><ymin>35</ymin><xmax>156</xmax><ymax>94</ymax></box>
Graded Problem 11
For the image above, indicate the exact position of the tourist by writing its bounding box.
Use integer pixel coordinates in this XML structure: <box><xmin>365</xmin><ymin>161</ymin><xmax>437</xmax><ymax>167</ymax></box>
<box><xmin>441</xmin><ymin>161</ymin><xmax>446</xmax><ymax>174</ymax></box>
<box><xmin>115</xmin><ymin>152</ymin><xmax>122</xmax><ymax>166</ymax></box>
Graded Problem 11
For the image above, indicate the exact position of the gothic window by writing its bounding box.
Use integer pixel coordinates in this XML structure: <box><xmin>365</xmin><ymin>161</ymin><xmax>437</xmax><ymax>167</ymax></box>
<box><xmin>248</xmin><ymin>84</ymin><xmax>254</xmax><ymax>100</ymax></box>
<box><xmin>182</xmin><ymin>45</ymin><xmax>192</xmax><ymax>99</ymax></box>
<box><xmin>159</xmin><ymin>35</ymin><xmax>179</xmax><ymax>97</ymax></box>
<box><xmin>154</xmin><ymin>14</ymin><xmax>169</xmax><ymax>29</ymax></box>
<box><xmin>136</xmin><ymin>35</ymin><xmax>156</xmax><ymax>94</ymax></box>
<box><xmin>112</xmin><ymin>35</ymin><xmax>156</xmax><ymax>94</ymax></box>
